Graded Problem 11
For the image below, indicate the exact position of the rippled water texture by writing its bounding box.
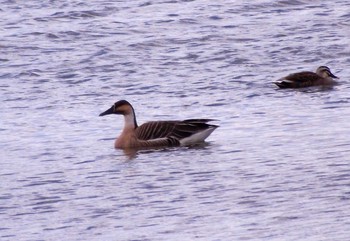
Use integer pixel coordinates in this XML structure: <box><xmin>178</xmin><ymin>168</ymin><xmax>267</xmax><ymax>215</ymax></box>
<box><xmin>1</xmin><ymin>0</ymin><xmax>350</xmax><ymax>240</ymax></box>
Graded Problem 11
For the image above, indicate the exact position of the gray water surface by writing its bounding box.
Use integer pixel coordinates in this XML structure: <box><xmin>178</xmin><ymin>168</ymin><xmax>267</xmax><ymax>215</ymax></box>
<box><xmin>1</xmin><ymin>0</ymin><xmax>350</xmax><ymax>240</ymax></box>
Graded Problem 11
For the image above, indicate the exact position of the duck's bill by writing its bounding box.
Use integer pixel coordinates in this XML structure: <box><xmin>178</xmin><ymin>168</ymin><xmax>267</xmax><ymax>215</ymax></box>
<box><xmin>330</xmin><ymin>72</ymin><xmax>338</xmax><ymax>79</ymax></box>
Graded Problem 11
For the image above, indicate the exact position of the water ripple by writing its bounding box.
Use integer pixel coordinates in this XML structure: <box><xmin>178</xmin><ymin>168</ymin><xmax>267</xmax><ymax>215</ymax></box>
<box><xmin>1</xmin><ymin>0</ymin><xmax>350</xmax><ymax>240</ymax></box>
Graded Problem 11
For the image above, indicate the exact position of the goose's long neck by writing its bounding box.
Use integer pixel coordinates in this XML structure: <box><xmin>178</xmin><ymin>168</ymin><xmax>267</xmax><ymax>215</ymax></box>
<box><xmin>123</xmin><ymin>109</ymin><xmax>138</xmax><ymax>131</ymax></box>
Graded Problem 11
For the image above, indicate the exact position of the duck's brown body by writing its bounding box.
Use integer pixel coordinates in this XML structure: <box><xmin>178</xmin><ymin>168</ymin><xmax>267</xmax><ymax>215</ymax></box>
<box><xmin>275</xmin><ymin>66</ymin><xmax>338</xmax><ymax>88</ymax></box>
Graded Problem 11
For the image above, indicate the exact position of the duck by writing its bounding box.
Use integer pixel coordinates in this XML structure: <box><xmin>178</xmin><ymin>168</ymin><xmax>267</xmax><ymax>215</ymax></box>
<box><xmin>99</xmin><ymin>100</ymin><xmax>218</xmax><ymax>149</ymax></box>
<box><xmin>274</xmin><ymin>66</ymin><xmax>338</xmax><ymax>88</ymax></box>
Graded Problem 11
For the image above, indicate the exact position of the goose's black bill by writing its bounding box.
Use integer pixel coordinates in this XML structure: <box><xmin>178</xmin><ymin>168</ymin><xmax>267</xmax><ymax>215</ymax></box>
<box><xmin>99</xmin><ymin>106</ymin><xmax>114</xmax><ymax>116</ymax></box>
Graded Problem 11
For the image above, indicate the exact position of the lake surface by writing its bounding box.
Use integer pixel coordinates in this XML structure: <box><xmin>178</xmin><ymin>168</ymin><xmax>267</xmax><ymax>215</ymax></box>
<box><xmin>1</xmin><ymin>0</ymin><xmax>350</xmax><ymax>240</ymax></box>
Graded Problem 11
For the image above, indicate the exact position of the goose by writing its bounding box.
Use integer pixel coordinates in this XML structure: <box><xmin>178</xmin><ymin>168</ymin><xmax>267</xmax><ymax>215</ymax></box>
<box><xmin>274</xmin><ymin>66</ymin><xmax>338</xmax><ymax>88</ymax></box>
<box><xmin>99</xmin><ymin>100</ymin><xmax>218</xmax><ymax>149</ymax></box>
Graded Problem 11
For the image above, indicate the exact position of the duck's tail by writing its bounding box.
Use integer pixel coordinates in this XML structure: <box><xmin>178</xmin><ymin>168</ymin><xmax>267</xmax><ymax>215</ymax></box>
<box><xmin>274</xmin><ymin>81</ymin><xmax>293</xmax><ymax>88</ymax></box>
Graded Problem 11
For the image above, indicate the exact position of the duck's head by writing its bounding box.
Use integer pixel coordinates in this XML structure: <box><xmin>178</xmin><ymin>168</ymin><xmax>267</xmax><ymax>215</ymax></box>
<box><xmin>316</xmin><ymin>66</ymin><xmax>338</xmax><ymax>79</ymax></box>
<box><xmin>99</xmin><ymin>100</ymin><xmax>134</xmax><ymax>116</ymax></box>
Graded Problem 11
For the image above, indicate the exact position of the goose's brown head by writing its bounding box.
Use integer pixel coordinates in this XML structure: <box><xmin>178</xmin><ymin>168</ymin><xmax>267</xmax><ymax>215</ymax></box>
<box><xmin>99</xmin><ymin>100</ymin><xmax>134</xmax><ymax>116</ymax></box>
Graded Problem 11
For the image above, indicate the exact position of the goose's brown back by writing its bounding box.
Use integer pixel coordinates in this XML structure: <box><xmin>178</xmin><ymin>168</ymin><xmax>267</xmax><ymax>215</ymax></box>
<box><xmin>135</xmin><ymin>119</ymin><xmax>217</xmax><ymax>141</ymax></box>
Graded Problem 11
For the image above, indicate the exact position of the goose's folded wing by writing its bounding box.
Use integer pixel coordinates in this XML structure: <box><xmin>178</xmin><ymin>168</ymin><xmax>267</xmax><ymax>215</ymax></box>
<box><xmin>171</xmin><ymin>120</ymin><xmax>217</xmax><ymax>139</ymax></box>
<box><xmin>135</xmin><ymin>121</ymin><xmax>177</xmax><ymax>140</ymax></box>
<box><xmin>136</xmin><ymin>136</ymin><xmax>180</xmax><ymax>147</ymax></box>
<box><xmin>135</xmin><ymin>119</ymin><xmax>218</xmax><ymax>141</ymax></box>
<box><xmin>183</xmin><ymin>119</ymin><xmax>217</xmax><ymax>123</ymax></box>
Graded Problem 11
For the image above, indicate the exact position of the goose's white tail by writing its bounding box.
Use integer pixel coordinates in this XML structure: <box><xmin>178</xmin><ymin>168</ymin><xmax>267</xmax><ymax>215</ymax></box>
<box><xmin>179</xmin><ymin>126</ymin><xmax>217</xmax><ymax>146</ymax></box>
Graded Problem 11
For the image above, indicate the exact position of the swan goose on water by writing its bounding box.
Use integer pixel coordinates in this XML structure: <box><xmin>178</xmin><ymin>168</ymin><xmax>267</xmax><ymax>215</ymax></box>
<box><xmin>99</xmin><ymin>100</ymin><xmax>218</xmax><ymax>149</ymax></box>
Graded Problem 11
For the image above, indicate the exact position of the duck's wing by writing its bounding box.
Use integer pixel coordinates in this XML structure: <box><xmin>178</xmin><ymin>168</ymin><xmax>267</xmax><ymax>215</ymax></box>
<box><xmin>275</xmin><ymin>71</ymin><xmax>320</xmax><ymax>88</ymax></box>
